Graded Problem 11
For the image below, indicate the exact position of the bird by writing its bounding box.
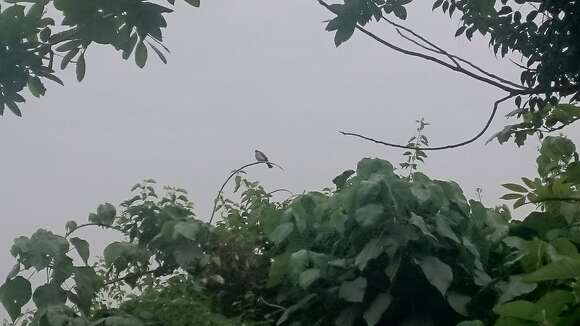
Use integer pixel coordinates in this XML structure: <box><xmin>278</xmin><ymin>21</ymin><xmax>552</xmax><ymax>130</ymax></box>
<box><xmin>254</xmin><ymin>150</ymin><xmax>273</xmax><ymax>168</ymax></box>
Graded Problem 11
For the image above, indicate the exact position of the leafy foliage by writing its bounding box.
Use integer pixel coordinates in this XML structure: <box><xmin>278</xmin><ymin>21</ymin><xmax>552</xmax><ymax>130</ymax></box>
<box><xmin>400</xmin><ymin>117</ymin><xmax>430</xmax><ymax>178</ymax></box>
<box><xmin>2</xmin><ymin>136</ymin><xmax>580</xmax><ymax>326</ymax></box>
<box><xmin>0</xmin><ymin>0</ymin><xmax>200</xmax><ymax>116</ymax></box>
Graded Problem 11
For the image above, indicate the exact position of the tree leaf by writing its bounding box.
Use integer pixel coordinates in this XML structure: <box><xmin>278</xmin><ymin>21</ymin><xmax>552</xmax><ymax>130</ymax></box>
<box><xmin>28</xmin><ymin>76</ymin><xmax>46</xmax><ymax>97</ymax></box>
<box><xmin>339</xmin><ymin>277</ymin><xmax>367</xmax><ymax>303</ymax></box>
<box><xmin>502</xmin><ymin>183</ymin><xmax>528</xmax><ymax>193</ymax></box>
<box><xmin>409</xmin><ymin>213</ymin><xmax>437</xmax><ymax>240</ymax></box>
<box><xmin>76</xmin><ymin>52</ymin><xmax>86</xmax><ymax>82</ymax></box>
<box><xmin>493</xmin><ymin>300</ymin><xmax>539</xmax><ymax>321</ymax></box>
<box><xmin>184</xmin><ymin>0</ymin><xmax>200</xmax><ymax>7</ymax></box>
<box><xmin>299</xmin><ymin>268</ymin><xmax>320</xmax><ymax>289</ymax></box>
<box><xmin>268</xmin><ymin>253</ymin><xmax>290</xmax><ymax>287</ymax></box>
<box><xmin>355</xmin><ymin>238</ymin><xmax>385</xmax><ymax>271</ymax></box>
<box><xmin>500</xmin><ymin>193</ymin><xmax>523</xmax><ymax>200</ymax></box>
<box><xmin>268</xmin><ymin>222</ymin><xmax>294</xmax><ymax>245</ymax></box>
<box><xmin>523</xmin><ymin>258</ymin><xmax>580</xmax><ymax>282</ymax></box>
<box><xmin>69</xmin><ymin>237</ymin><xmax>90</xmax><ymax>265</ymax></box>
<box><xmin>0</xmin><ymin>276</ymin><xmax>32</xmax><ymax>321</ymax></box>
<box><xmin>334</xmin><ymin>18</ymin><xmax>356</xmax><ymax>47</ymax></box>
<box><xmin>414</xmin><ymin>256</ymin><xmax>453</xmax><ymax>296</ymax></box>
<box><xmin>135</xmin><ymin>41</ymin><xmax>148</xmax><ymax>68</ymax></box>
<box><xmin>32</xmin><ymin>283</ymin><xmax>67</xmax><ymax>308</ymax></box>
<box><xmin>363</xmin><ymin>292</ymin><xmax>392</xmax><ymax>326</ymax></box>
<box><xmin>174</xmin><ymin>221</ymin><xmax>200</xmax><ymax>240</ymax></box>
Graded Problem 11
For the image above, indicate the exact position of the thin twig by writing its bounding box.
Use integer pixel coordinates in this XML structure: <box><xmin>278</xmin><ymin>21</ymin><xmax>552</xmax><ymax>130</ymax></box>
<box><xmin>317</xmin><ymin>0</ymin><xmax>523</xmax><ymax>94</ymax></box>
<box><xmin>340</xmin><ymin>94</ymin><xmax>514</xmax><ymax>150</ymax></box>
<box><xmin>65</xmin><ymin>223</ymin><xmax>125</xmax><ymax>238</ymax></box>
<box><xmin>209</xmin><ymin>161</ymin><xmax>283</xmax><ymax>224</ymax></box>
<box><xmin>383</xmin><ymin>15</ymin><xmax>526</xmax><ymax>90</ymax></box>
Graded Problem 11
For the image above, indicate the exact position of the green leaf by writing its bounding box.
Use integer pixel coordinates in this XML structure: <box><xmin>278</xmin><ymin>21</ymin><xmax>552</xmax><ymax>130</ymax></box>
<box><xmin>493</xmin><ymin>300</ymin><xmax>539</xmax><ymax>321</ymax></box>
<box><xmin>90</xmin><ymin>203</ymin><xmax>116</xmax><ymax>225</ymax></box>
<box><xmin>435</xmin><ymin>218</ymin><xmax>460</xmax><ymax>243</ymax></box>
<box><xmin>414</xmin><ymin>256</ymin><xmax>453</xmax><ymax>296</ymax></box>
<box><xmin>184</xmin><ymin>0</ymin><xmax>200</xmax><ymax>7</ymax></box>
<box><xmin>6</xmin><ymin>101</ymin><xmax>21</xmax><ymax>117</ymax></box>
<box><xmin>55</xmin><ymin>40</ymin><xmax>82</xmax><ymax>52</ymax></box>
<box><xmin>334</xmin><ymin>18</ymin><xmax>356</xmax><ymax>47</ymax></box>
<box><xmin>497</xmin><ymin>276</ymin><xmax>537</xmax><ymax>304</ymax></box>
<box><xmin>513</xmin><ymin>196</ymin><xmax>526</xmax><ymax>209</ymax></box>
<box><xmin>523</xmin><ymin>258</ymin><xmax>580</xmax><ymax>282</ymax></box>
<box><xmin>173</xmin><ymin>244</ymin><xmax>202</xmax><ymax>268</ymax></box>
<box><xmin>299</xmin><ymin>268</ymin><xmax>321</xmax><ymax>289</ymax></box>
<box><xmin>392</xmin><ymin>5</ymin><xmax>407</xmax><ymax>19</ymax></box>
<box><xmin>354</xmin><ymin>204</ymin><xmax>384</xmax><ymax>227</ymax></box>
<box><xmin>28</xmin><ymin>76</ymin><xmax>46</xmax><ymax>97</ymax></box>
<box><xmin>135</xmin><ymin>41</ymin><xmax>148</xmax><ymax>68</ymax></box>
<box><xmin>72</xmin><ymin>266</ymin><xmax>102</xmax><ymax>315</ymax></box>
<box><xmin>0</xmin><ymin>276</ymin><xmax>32</xmax><ymax>321</ymax></box>
<box><xmin>70</xmin><ymin>237</ymin><xmax>90</xmax><ymax>265</ymax></box>
<box><xmin>409</xmin><ymin>213</ymin><xmax>437</xmax><ymax>240</ymax></box>
<box><xmin>268</xmin><ymin>222</ymin><xmax>294</xmax><ymax>245</ymax></box>
<box><xmin>32</xmin><ymin>283</ymin><xmax>67</xmax><ymax>308</ymax></box>
<box><xmin>447</xmin><ymin>291</ymin><xmax>470</xmax><ymax>316</ymax></box>
<box><xmin>363</xmin><ymin>292</ymin><xmax>392</xmax><ymax>326</ymax></box>
<box><xmin>355</xmin><ymin>238</ymin><xmax>385</xmax><ymax>270</ymax></box>
<box><xmin>174</xmin><ymin>221</ymin><xmax>200</xmax><ymax>240</ymax></box>
<box><xmin>61</xmin><ymin>47</ymin><xmax>80</xmax><ymax>70</ymax></box>
<box><xmin>500</xmin><ymin>193</ymin><xmax>523</xmax><ymax>200</ymax></box>
<box><xmin>76</xmin><ymin>52</ymin><xmax>86</xmax><ymax>82</ymax></box>
<box><xmin>502</xmin><ymin>183</ymin><xmax>528</xmax><ymax>193</ymax></box>
<box><xmin>333</xmin><ymin>170</ymin><xmax>355</xmax><ymax>190</ymax></box>
<box><xmin>148</xmin><ymin>43</ymin><xmax>168</xmax><ymax>64</ymax></box>
<box><xmin>339</xmin><ymin>277</ymin><xmax>367</xmax><ymax>303</ymax></box>
<box><xmin>268</xmin><ymin>253</ymin><xmax>290</xmax><ymax>287</ymax></box>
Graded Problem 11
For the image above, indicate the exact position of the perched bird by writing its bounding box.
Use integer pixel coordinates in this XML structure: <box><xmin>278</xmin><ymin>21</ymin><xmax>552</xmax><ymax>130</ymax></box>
<box><xmin>255</xmin><ymin>149</ymin><xmax>273</xmax><ymax>168</ymax></box>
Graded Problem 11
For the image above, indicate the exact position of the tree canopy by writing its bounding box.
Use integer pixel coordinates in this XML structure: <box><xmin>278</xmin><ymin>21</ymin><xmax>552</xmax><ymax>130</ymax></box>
<box><xmin>0</xmin><ymin>0</ymin><xmax>199</xmax><ymax>116</ymax></box>
<box><xmin>2</xmin><ymin>0</ymin><xmax>580</xmax><ymax>325</ymax></box>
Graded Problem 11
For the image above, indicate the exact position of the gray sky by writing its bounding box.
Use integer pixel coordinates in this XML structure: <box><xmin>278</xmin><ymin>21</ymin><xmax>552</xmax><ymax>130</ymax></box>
<box><xmin>1</xmin><ymin>0</ymin><xmax>578</xmax><ymax>318</ymax></box>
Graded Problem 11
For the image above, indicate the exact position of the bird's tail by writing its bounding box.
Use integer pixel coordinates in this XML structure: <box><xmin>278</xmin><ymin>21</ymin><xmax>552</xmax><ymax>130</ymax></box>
<box><xmin>267</xmin><ymin>162</ymin><xmax>273</xmax><ymax>168</ymax></box>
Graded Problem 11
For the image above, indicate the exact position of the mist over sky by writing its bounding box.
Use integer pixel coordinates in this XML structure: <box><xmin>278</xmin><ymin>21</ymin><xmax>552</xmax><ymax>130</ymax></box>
<box><xmin>1</xmin><ymin>0</ymin><xmax>578</xmax><ymax>319</ymax></box>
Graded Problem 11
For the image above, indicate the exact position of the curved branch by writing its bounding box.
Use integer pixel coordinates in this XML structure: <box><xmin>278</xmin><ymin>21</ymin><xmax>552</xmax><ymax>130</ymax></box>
<box><xmin>65</xmin><ymin>223</ymin><xmax>125</xmax><ymax>238</ymax></box>
<box><xmin>340</xmin><ymin>94</ymin><xmax>514</xmax><ymax>150</ymax></box>
<box><xmin>267</xmin><ymin>188</ymin><xmax>294</xmax><ymax>196</ymax></box>
<box><xmin>382</xmin><ymin>16</ymin><xmax>527</xmax><ymax>91</ymax></box>
<box><xmin>317</xmin><ymin>0</ymin><xmax>523</xmax><ymax>94</ymax></box>
<box><xmin>209</xmin><ymin>161</ymin><xmax>283</xmax><ymax>224</ymax></box>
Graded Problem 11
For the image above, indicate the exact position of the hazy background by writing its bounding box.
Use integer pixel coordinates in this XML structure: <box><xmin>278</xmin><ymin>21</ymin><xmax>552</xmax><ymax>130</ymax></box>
<box><xmin>1</xmin><ymin>0</ymin><xmax>578</xmax><ymax>318</ymax></box>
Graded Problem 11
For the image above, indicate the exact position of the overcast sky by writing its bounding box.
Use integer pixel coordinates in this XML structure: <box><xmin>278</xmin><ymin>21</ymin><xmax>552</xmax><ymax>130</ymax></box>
<box><xmin>1</xmin><ymin>0</ymin><xmax>579</xmax><ymax>319</ymax></box>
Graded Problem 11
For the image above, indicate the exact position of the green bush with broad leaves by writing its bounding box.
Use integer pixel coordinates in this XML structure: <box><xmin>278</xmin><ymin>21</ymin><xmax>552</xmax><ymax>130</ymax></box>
<box><xmin>2</xmin><ymin>135</ymin><xmax>579</xmax><ymax>326</ymax></box>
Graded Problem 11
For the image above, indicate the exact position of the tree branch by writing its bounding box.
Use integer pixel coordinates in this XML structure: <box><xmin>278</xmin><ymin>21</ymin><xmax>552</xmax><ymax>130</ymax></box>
<box><xmin>340</xmin><ymin>94</ymin><xmax>514</xmax><ymax>150</ymax></box>
<box><xmin>381</xmin><ymin>15</ymin><xmax>527</xmax><ymax>91</ymax></box>
<box><xmin>317</xmin><ymin>0</ymin><xmax>524</xmax><ymax>94</ymax></box>
<box><xmin>209</xmin><ymin>161</ymin><xmax>283</xmax><ymax>224</ymax></box>
<box><xmin>65</xmin><ymin>223</ymin><xmax>125</xmax><ymax>238</ymax></box>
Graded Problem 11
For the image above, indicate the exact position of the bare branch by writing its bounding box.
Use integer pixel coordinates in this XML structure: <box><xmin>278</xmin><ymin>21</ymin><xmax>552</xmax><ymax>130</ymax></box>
<box><xmin>317</xmin><ymin>0</ymin><xmax>523</xmax><ymax>94</ymax></box>
<box><xmin>382</xmin><ymin>15</ymin><xmax>526</xmax><ymax>90</ymax></box>
<box><xmin>340</xmin><ymin>94</ymin><xmax>514</xmax><ymax>150</ymax></box>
